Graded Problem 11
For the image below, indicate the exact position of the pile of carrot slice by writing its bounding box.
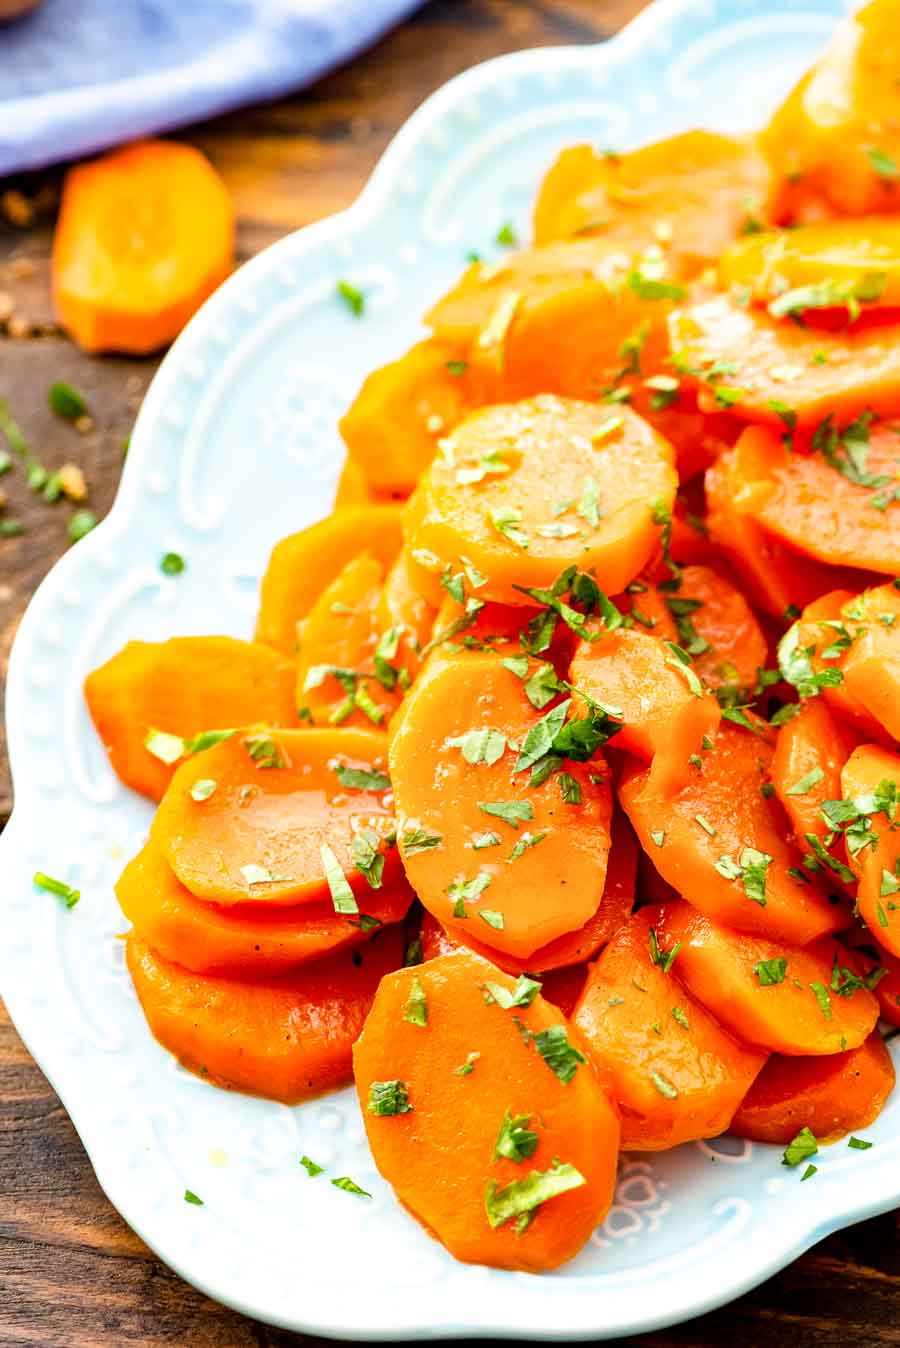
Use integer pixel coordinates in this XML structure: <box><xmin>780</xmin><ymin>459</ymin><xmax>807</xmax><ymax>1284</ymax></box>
<box><xmin>87</xmin><ymin>0</ymin><xmax>899</xmax><ymax>1275</ymax></box>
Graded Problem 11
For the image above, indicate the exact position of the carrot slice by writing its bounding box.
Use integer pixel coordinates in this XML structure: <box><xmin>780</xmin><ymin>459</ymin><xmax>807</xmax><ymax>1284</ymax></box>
<box><xmin>729</xmin><ymin>424</ymin><xmax>900</xmax><ymax>575</ymax></box>
<box><xmin>659</xmin><ymin>900</ymin><xmax>879</xmax><ymax>1056</ymax></box>
<box><xmin>353</xmin><ymin>950</ymin><xmax>620</xmax><ymax>1271</ymax></box>
<box><xmin>151</xmin><ymin>726</ymin><xmax>399</xmax><ymax>906</ymax></box>
<box><xmin>618</xmin><ymin>722</ymin><xmax>846</xmax><ymax>945</ymax></box>
<box><xmin>417</xmin><ymin>918</ymin><xmax>591</xmax><ymax>1013</ymax></box>
<box><xmin>127</xmin><ymin>927</ymin><xmax>403</xmax><ymax>1103</ymax></box>
<box><xmin>533</xmin><ymin>131</ymin><xmax>774</xmax><ymax>275</ymax></box>
<box><xmin>675</xmin><ymin>563</ymin><xmax>768</xmax><ymax>695</ymax></box>
<box><xmin>840</xmin><ymin>744</ymin><xmax>900</xmax><ymax>958</ymax></box>
<box><xmin>771</xmin><ymin>698</ymin><xmax>861</xmax><ymax>848</ymax></box>
<box><xmin>569</xmin><ymin>627</ymin><xmax>721</xmax><ymax>794</ymax></box>
<box><xmin>731</xmin><ymin>1032</ymin><xmax>895</xmax><ymax>1146</ymax></box>
<box><xmin>52</xmin><ymin>140</ymin><xmax>234</xmax><ymax>355</ymax></box>
<box><xmin>573</xmin><ymin>910</ymin><xmax>766</xmax><ymax>1151</ymax></box>
<box><xmin>376</xmin><ymin>549</ymin><xmax>437</xmax><ymax>683</ymax></box>
<box><xmin>256</xmin><ymin>505</ymin><xmax>403</xmax><ymax>653</ymax></box>
<box><xmin>670</xmin><ymin>293</ymin><xmax>900</xmax><ymax>429</ymax></box>
<box><xmin>389</xmin><ymin>655</ymin><xmax>614</xmax><ymax>959</ymax></box>
<box><xmin>790</xmin><ymin>590</ymin><xmax>893</xmax><ymax>743</ymax></box>
<box><xmin>837</xmin><ymin>583</ymin><xmax>900</xmax><ymax>743</ymax></box>
<box><xmin>84</xmin><ymin>636</ymin><xmax>297</xmax><ymax>802</ymax></box>
<box><xmin>296</xmin><ymin>551</ymin><xmax>401</xmax><ymax>729</ymax></box>
<box><xmin>339</xmin><ymin>339</ymin><xmax>474</xmax><ymax>494</ymax></box>
<box><xmin>761</xmin><ymin>1</ymin><xmax>900</xmax><ymax>218</ymax></box>
<box><xmin>845</xmin><ymin>923</ymin><xmax>900</xmax><ymax>1028</ymax></box>
<box><xmin>403</xmin><ymin>395</ymin><xmax>677</xmax><ymax>604</ymax></box>
<box><xmin>117</xmin><ymin>840</ymin><xmax>412</xmax><ymax>977</ymax></box>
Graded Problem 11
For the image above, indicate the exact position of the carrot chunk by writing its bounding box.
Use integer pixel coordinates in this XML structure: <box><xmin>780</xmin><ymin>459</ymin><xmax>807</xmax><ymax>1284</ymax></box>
<box><xmin>619</xmin><ymin>722</ymin><xmax>846</xmax><ymax>945</ymax></box>
<box><xmin>151</xmin><ymin>727</ymin><xmax>399</xmax><ymax>906</ymax></box>
<box><xmin>403</xmin><ymin>395</ymin><xmax>677</xmax><ymax>605</ymax></box>
<box><xmin>731</xmin><ymin>1032</ymin><xmax>895</xmax><ymax>1146</ymax></box>
<box><xmin>659</xmin><ymin>900</ymin><xmax>879</xmax><ymax>1056</ymax></box>
<box><xmin>836</xmin><ymin>583</ymin><xmax>900</xmax><ymax>743</ymax></box>
<box><xmin>52</xmin><ymin>140</ymin><xmax>234</xmax><ymax>354</ymax></box>
<box><xmin>675</xmin><ymin>564</ymin><xmax>768</xmax><ymax>695</ymax></box>
<box><xmin>84</xmin><ymin>636</ymin><xmax>297</xmax><ymax>802</ymax></box>
<box><xmin>787</xmin><ymin>590</ymin><xmax>890</xmax><ymax>742</ymax></box>
<box><xmin>353</xmin><ymin>950</ymin><xmax>620</xmax><ymax>1271</ymax></box>
<box><xmin>840</xmin><ymin>744</ymin><xmax>900</xmax><ymax>958</ymax></box>
<box><xmin>256</xmin><ymin>505</ymin><xmax>403</xmax><ymax>654</ymax></box>
<box><xmin>127</xmin><ymin>927</ymin><xmax>403</xmax><ymax>1103</ymax></box>
<box><xmin>771</xmin><ymin>699</ymin><xmax>861</xmax><ymax>848</ymax></box>
<box><xmin>573</xmin><ymin>910</ymin><xmax>766</xmax><ymax>1151</ymax></box>
<box><xmin>389</xmin><ymin>655</ymin><xmax>614</xmax><ymax>959</ymax></box>
<box><xmin>117</xmin><ymin>841</ymin><xmax>412</xmax><ymax>977</ymax></box>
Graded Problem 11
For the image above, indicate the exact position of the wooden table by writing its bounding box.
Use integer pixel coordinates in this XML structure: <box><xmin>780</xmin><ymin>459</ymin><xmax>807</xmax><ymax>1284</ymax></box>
<box><xmin>2</xmin><ymin>2</ymin><xmax>900</xmax><ymax>1343</ymax></box>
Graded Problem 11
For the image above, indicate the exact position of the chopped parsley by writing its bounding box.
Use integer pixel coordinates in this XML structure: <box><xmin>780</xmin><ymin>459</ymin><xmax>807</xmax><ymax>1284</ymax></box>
<box><xmin>495</xmin><ymin>220</ymin><xmax>518</xmax><ymax>247</ymax></box>
<box><xmin>367</xmin><ymin>1080</ymin><xmax>413</xmax><ymax>1115</ymax></box>
<box><xmin>533</xmin><ymin>1024</ymin><xmax>585</xmax><ymax>1083</ymax></box>
<box><xmin>484</xmin><ymin>975</ymin><xmax>542</xmax><ymax>1010</ymax></box>
<box><xmin>183</xmin><ymin>1189</ymin><xmax>204</xmax><ymax>1206</ymax></box>
<box><xmin>484</xmin><ymin>1162</ymin><xmax>585</xmax><ymax>1231</ymax></box>
<box><xmin>48</xmin><ymin>380</ymin><xmax>88</xmax><ymax>422</ymax></box>
<box><xmin>351</xmin><ymin>829</ymin><xmax>384</xmax><ymax>889</ymax></box>
<box><xmin>447</xmin><ymin>727</ymin><xmax>508</xmax><ymax>765</ymax></box>
<box><xmin>868</xmin><ymin>147</ymin><xmax>900</xmax><ymax>181</ymax></box>
<box><xmin>33</xmin><ymin>871</ymin><xmax>80</xmax><ymax>909</ymax></box>
<box><xmin>782</xmin><ymin>1126</ymin><xmax>818</xmax><ymax>1168</ymax></box>
<box><xmin>402</xmin><ymin>828</ymin><xmax>442</xmax><ymax>855</ymax></box>
<box><xmin>403</xmin><ymin>975</ymin><xmax>428</xmax><ymax>1027</ymax></box>
<box><xmin>489</xmin><ymin>506</ymin><xmax>530</xmax><ymax>549</ymax></box>
<box><xmin>160</xmin><ymin>551</ymin><xmax>186</xmax><ymax>576</ymax></box>
<box><xmin>754</xmin><ymin>957</ymin><xmax>788</xmax><ymax>986</ymax></box>
<box><xmin>244</xmin><ymin>730</ymin><xmax>285</xmax><ymax>769</ymax></box>
<box><xmin>300</xmin><ymin>1155</ymin><xmax>324</xmax><ymax>1177</ymax></box>
<box><xmin>334</xmin><ymin>763</ymin><xmax>391</xmax><ymax>791</ymax></box>
<box><xmin>786</xmin><ymin>767</ymin><xmax>824</xmax><ymax>796</ymax></box>
<box><xmin>189</xmin><ymin>778</ymin><xmax>217</xmax><ymax>802</ymax></box>
<box><xmin>478</xmin><ymin>799</ymin><xmax>533</xmax><ymax>829</ymax></box>
<box><xmin>648</xmin><ymin>927</ymin><xmax>681</xmax><ymax>974</ymax></box>
<box><xmin>493</xmin><ymin>1110</ymin><xmax>539</xmax><ymax>1163</ymax></box>
<box><xmin>331</xmin><ymin>1176</ymin><xmax>372</xmax><ymax>1197</ymax></box>
<box><xmin>508</xmin><ymin>830</ymin><xmax>547</xmax><ymax>861</ymax></box>
<box><xmin>337</xmin><ymin>280</ymin><xmax>365</xmax><ymax>315</ymax></box>
<box><xmin>479</xmin><ymin>909</ymin><xmax>505</xmax><ymax>930</ymax></box>
<box><xmin>320</xmin><ymin>842</ymin><xmax>359</xmax><ymax>914</ymax></box>
<box><xmin>650</xmin><ymin>1071</ymin><xmax>678</xmax><ymax>1099</ymax></box>
<box><xmin>848</xmin><ymin>1137</ymin><xmax>873</xmax><ymax>1151</ymax></box>
<box><xmin>454</xmin><ymin>1051</ymin><xmax>480</xmax><ymax>1075</ymax></box>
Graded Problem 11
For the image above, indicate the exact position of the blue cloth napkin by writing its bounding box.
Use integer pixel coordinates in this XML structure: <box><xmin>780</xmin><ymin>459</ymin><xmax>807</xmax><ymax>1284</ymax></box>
<box><xmin>0</xmin><ymin>0</ymin><xmax>421</xmax><ymax>176</ymax></box>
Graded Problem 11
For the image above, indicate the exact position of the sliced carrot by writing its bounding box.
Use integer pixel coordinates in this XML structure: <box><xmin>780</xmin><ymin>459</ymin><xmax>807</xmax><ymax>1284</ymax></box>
<box><xmin>771</xmin><ymin>698</ymin><xmax>861</xmax><ymax>848</ymax></box>
<box><xmin>731</xmin><ymin>1032</ymin><xmax>895</xmax><ymax>1146</ymax></box>
<box><xmin>424</xmin><ymin>595</ymin><xmax>542</xmax><ymax>667</ymax></box>
<box><xmin>729</xmin><ymin>424</ymin><xmax>900</xmax><ymax>575</ymax></box>
<box><xmin>618</xmin><ymin>722</ymin><xmax>846</xmax><ymax>945</ymax></box>
<box><xmin>353</xmin><ymin>949</ymin><xmax>620</xmax><ymax>1271</ymax></box>
<box><xmin>403</xmin><ymin>395</ymin><xmax>677</xmax><ymax>605</ymax></box>
<box><xmin>837</xmin><ymin>583</ymin><xmax>900</xmax><ymax>743</ymax></box>
<box><xmin>762</xmin><ymin>1</ymin><xmax>900</xmax><ymax>218</ymax></box>
<box><xmin>84</xmin><ymin>636</ymin><xmax>297</xmax><ymax>802</ymax></box>
<box><xmin>151</xmin><ymin>727</ymin><xmax>399</xmax><ymax>906</ymax></box>
<box><xmin>389</xmin><ymin>654</ymin><xmax>614</xmax><ymax>959</ymax></box>
<box><xmin>339</xmin><ymin>339</ymin><xmax>475</xmax><ymax>494</ymax></box>
<box><xmin>573</xmin><ymin>909</ymin><xmax>766</xmax><ymax>1151</ymax></box>
<box><xmin>845</xmin><ymin>923</ymin><xmax>900</xmax><ymax>1028</ymax></box>
<box><xmin>375</xmin><ymin>549</ymin><xmax>437</xmax><ymax>683</ymax></box>
<box><xmin>672</xmin><ymin>564</ymin><xmax>768</xmax><ymax>696</ymax></box>
<box><xmin>670</xmin><ymin>293</ymin><xmax>900</xmax><ymax>430</ymax></box>
<box><xmin>52</xmin><ymin>140</ymin><xmax>234</xmax><ymax>355</ymax></box>
<box><xmin>840</xmin><ymin>744</ymin><xmax>900</xmax><ymax>958</ymax></box>
<box><xmin>296</xmin><ymin>551</ymin><xmax>401</xmax><ymax>729</ymax></box>
<box><xmin>791</xmin><ymin>591</ymin><xmax>893</xmax><ymax>742</ymax></box>
<box><xmin>127</xmin><ymin>927</ymin><xmax>403</xmax><ymax>1103</ymax></box>
<box><xmin>569</xmin><ymin>627</ymin><xmax>721</xmax><ymax>794</ymax></box>
<box><xmin>659</xmin><ymin>900</ymin><xmax>879</xmax><ymax>1055</ymax></box>
<box><xmin>533</xmin><ymin>131</ymin><xmax>774</xmax><ymax>275</ymax></box>
<box><xmin>117</xmin><ymin>840</ymin><xmax>412</xmax><ymax>977</ymax></box>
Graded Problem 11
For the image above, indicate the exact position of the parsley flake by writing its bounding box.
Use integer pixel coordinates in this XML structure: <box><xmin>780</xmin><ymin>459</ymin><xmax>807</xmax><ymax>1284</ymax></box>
<box><xmin>367</xmin><ymin>1080</ymin><xmax>413</xmax><ymax>1115</ymax></box>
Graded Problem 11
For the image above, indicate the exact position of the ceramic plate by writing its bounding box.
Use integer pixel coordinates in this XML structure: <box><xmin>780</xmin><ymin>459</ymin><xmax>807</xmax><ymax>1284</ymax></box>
<box><xmin>3</xmin><ymin>0</ymin><xmax>890</xmax><ymax>1339</ymax></box>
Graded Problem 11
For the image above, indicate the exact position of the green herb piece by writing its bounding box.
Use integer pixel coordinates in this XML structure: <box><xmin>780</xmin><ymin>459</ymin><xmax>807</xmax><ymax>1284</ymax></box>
<box><xmin>778</xmin><ymin>622</ymin><xmax>844</xmax><ymax>699</ymax></box>
<box><xmin>484</xmin><ymin>975</ymin><xmax>542</xmax><ymax>1010</ymax></box>
<box><xmin>786</xmin><ymin>767</ymin><xmax>825</xmax><ymax>796</ymax></box>
<box><xmin>454</xmin><ymin>1051</ymin><xmax>480</xmax><ymax>1075</ymax></box>
<box><xmin>331</xmin><ymin>1176</ymin><xmax>372</xmax><ymax>1197</ymax></box>
<box><xmin>446</xmin><ymin>360</ymin><xmax>468</xmax><ymax>378</ymax></box>
<box><xmin>48</xmin><ymin>380</ymin><xmax>88</xmax><ymax>422</ymax></box>
<box><xmin>533</xmin><ymin>1024</ymin><xmax>586</xmax><ymax>1083</ymax></box>
<box><xmin>68</xmin><ymin>509</ymin><xmax>97</xmax><ymax>543</ymax></box>
<box><xmin>367</xmin><ymin>1079</ymin><xmax>413</xmax><ymax>1115</ymax></box>
<box><xmin>472</xmin><ymin>831</ymin><xmax>501</xmax><ymax>850</ymax></box>
<box><xmin>243</xmin><ymin>730</ymin><xmax>285</xmax><ymax>770</ymax></box>
<box><xmin>809</xmin><ymin>980</ymin><xmax>833</xmax><ymax>1020</ymax></box>
<box><xmin>502</xmin><ymin>653</ymin><xmax>530</xmax><ymax>679</ymax></box>
<box><xmin>185</xmin><ymin>727</ymin><xmax>236</xmax><ymax>755</ymax></box>
<box><xmin>769</xmin><ymin>272</ymin><xmax>886</xmax><ymax>321</ymax></box>
<box><xmin>508</xmin><ymin>830</ymin><xmax>547</xmax><ymax>862</ymax></box>
<box><xmin>803</xmin><ymin>832</ymin><xmax>856</xmax><ymax>883</ymax></box>
<box><xmin>479</xmin><ymin>909</ymin><xmax>504</xmax><ymax>930</ymax></box>
<box><xmin>665</xmin><ymin>595</ymin><xmax>710</xmax><ymax>656</ymax></box>
<box><xmin>646</xmin><ymin>373</ymin><xmax>680</xmax><ymax>410</ymax></box>
<box><xmin>320</xmin><ymin>842</ymin><xmax>359</xmax><ymax>914</ymax></box>
<box><xmin>523</xmin><ymin>662</ymin><xmax>562</xmax><ymax>710</ymax></box>
<box><xmin>755</xmin><ymin>957</ymin><xmax>788</xmax><ymax>986</ymax></box>
<box><xmin>190</xmin><ymin>778</ymin><xmax>217</xmax><ymax>802</ymax></box>
<box><xmin>484</xmin><ymin>1162</ymin><xmax>586</xmax><ymax>1230</ymax></box>
<box><xmin>144</xmin><ymin>728</ymin><xmax>185</xmax><ymax>765</ymax></box>
<box><xmin>334</xmin><ymin>764</ymin><xmax>391</xmax><ymax>791</ymax></box>
<box><xmin>493</xmin><ymin>1110</ymin><xmax>539</xmax><ymax>1163</ymax></box>
<box><xmin>650</xmin><ymin>830</ymin><xmax>665</xmax><ymax>848</ymax></box>
<box><xmin>421</xmin><ymin>597</ymin><xmax>485</xmax><ymax>655</ymax></box>
<box><xmin>404</xmin><ymin>936</ymin><xmax>423</xmax><ymax>967</ymax></box>
<box><xmin>880</xmin><ymin>867</ymin><xmax>900</xmax><ymax>898</ymax></box>
<box><xmin>350</xmin><ymin>914</ymin><xmax>382</xmax><ymax>933</ymax></box>
<box><xmin>626</xmin><ymin>270</ymin><xmax>686</xmax><ymax>301</ymax></box>
<box><xmin>300</xmin><ymin>1155</ymin><xmax>324</xmax><ymax>1176</ymax></box>
<box><xmin>577</xmin><ymin>476</ymin><xmax>601</xmax><ymax>529</ymax></box>
<box><xmin>489</xmin><ymin>506</ymin><xmax>530</xmax><ymax>550</ymax></box>
<box><xmin>868</xmin><ymin>147</ymin><xmax>900</xmax><ymax>180</ymax></box>
<box><xmin>739</xmin><ymin>847</ymin><xmax>772</xmax><ymax>906</ymax></box>
<box><xmin>33</xmin><ymin>871</ymin><xmax>80</xmax><ymax>909</ymax></box>
<box><xmin>671</xmin><ymin>1006</ymin><xmax>690</xmax><ymax>1029</ymax></box>
<box><xmin>240</xmin><ymin>864</ymin><xmax>278</xmax><ymax>885</ymax></box>
<box><xmin>782</xmin><ymin>1127</ymin><xmax>818</xmax><ymax>1167</ymax></box>
<box><xmin>558</xmin><ymin>771</ymin><xmax>582</xmax><ymax>804</ymax></box>
<box><xmin>447</xmin><ymin>727</ymin><xmax>508</xmax><ymax>765</ymax></box>
<box><xmin>848</xmin><ymin>1137</ymin><xmax>873</xmax><ymax>1150</ymax></box>
<box><xmin>402</xmin><ymin>828</ymin><xmax>442</xmax><ymax>855</ymax></box>
<box><xmin>695</xmin><ymin>813</ymin><xmax>716</xmax><ymax>837</ymax></box>
<box><xmin>495</xmin><ymin>220</ymin><xmax>518</xmax><ymax>247</ymax></box>
<box><xmin>651</xmin><ymin>1071</ymin><xmax>678</xmax><ymax>1099</ymax></box>
<box><xmin>337</xmin><ymin>280</ymin><xmax>365</xmax><ymax>315</ymax></box>
<box><xmin>403</xmin><ymin>975</ymin><xmax>428</xmax><ymax>1027</ymax></box>
<box><xmin>478</xmin><ymin>799</ymin><xmax>533</xmax><ymax>829</ymax></box>
<box><xmin>801</xmin><ymin>1164</ymin><xmax>818</xmax><ymax>1182</ymax></box>
<box><xmin>664</xmin><ymin>641</ymin><xmax>704</xmax><ymax>697</ymax></box>
<box><xmin>649</xmin><ymin>927</ymin><xmax>681</xmax><ymax>974</ymax></box>
<box><xmin>352</xmin><ymin>829</ymin><xmax>385</xmax><ymax>890</ymax></box>
<box><xmin>0</xmin><ymin>518</ymin><xmax>24</xmax><ymax>538</ymax></box>
<box><xmin>446</xmin><ymin>873</ymin><xmax>492</xmax><ymax>909</ymax></box>
<box><xmin>183</xmin><ymin>1190</ymin><xmax>204</xmax><ymax>1206</ymax></box>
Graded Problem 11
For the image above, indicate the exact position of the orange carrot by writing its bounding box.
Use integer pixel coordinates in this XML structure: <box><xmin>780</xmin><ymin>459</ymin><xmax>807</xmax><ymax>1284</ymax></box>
<box><xmin>151</xmin><ymin>727</ymin><xmax>399</xmax><ymax>906</ymax></box>
<box><xmin>675</xmin><ymin>563</ymin><xmax>768</xmax><ymax>695</ymax></box>
<box><xmin>376</xmin><ymin>549</ymin><xmax>438</xmax><ymax>683</ymax></box>
<box><xmin>127</xmin><ymin>926</ymin><xmax>403</xmax><ymax>1103</ymax></box>
<box><xmin>618</xmin><ymin>722</ymin><xmax>847</xmax><ymax>945</ymax></box>
<box><xmin>731</xmin><ymin>1033</ymin><xmax>895</xmax><ymax>1146</ymax></box>
<box><xmin>353</xmin><ymin>949</ymin><xmax>620</xmax><ymax>1271</ymax></box>
<box><xmin>255</xmin><ymin>505</ymin><xmax>403</xmax><ymax>653</ymax></box>
<box><xmin>573</xmin><ymin>909</ymin><xmax>766</xmax><ymax>1151</ymax></box>
<box><xmin>389</xmin><ymin>655</ymin><xmax>614</xmax><ymax>959</ymax></box>
<box><xmin>117</xmin><ymin>841</ymin><xmax>412</xmax><ymax>977</ymax></box>
<box><xmin>659</xmin><ymin>900</ymin><xmax>879</xmax><ymax>1056</ymax></box>
<box><xmin>403</xmin><ymin>396</ymin><xmax>677</xmax><ymax>605</ymax></box>
<box><xmin>790</xmin><ymin>591</ymin><xmax>894</xmax><ymax>743</ymax></box>
<box><xmin>771</xmin><ymin>698</ymin><xmax>861</xmax><ymax>848</ymax></box>
<box><xmin>836</xmin><ymin>583</ymin><xmax>900</xmax><ymax>743</ymax></box>
<box><xmin>84</xmin><ymin>636</ymin><xmax>297</xmax><ymax>802</ymax></box>
<box><xmin>840</xmin><ymin>744</ymin><xmax>900</xmax><ymax>958</ymax></box>
<box><xmin>53</xmin><ymin>140</ymin><xmax>234</xmax><ymax>354</ymax></box>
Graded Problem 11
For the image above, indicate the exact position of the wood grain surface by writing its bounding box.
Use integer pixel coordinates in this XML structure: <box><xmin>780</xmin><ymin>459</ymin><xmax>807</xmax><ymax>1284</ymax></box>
<box><xmin>2</xmin><ymin>2</ymin><xmax>900</xmax><ymax>1343</ymax></box>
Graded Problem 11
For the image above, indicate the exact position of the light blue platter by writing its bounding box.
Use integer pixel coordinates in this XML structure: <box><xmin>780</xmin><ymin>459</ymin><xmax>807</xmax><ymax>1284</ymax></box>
<box><xmin>3</xmin><ymin>0</ymin><xmax>886</xmax><ymax>1339</ymax></box>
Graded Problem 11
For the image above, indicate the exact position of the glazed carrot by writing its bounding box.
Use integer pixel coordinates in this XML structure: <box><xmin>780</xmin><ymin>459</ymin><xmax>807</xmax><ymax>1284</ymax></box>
<box><xmin>375</xmin><ymin>549</ymin><xmax>438</xmax><ymax>683</ymax></box>
<box><xmin>618</xmin><ymin>722</ymin><xmax>846</xmax><ymax>946</ymax></box>
<box><xmin>845</xmin><ymin>923</ymin><xmax>900</xmax><ymax>1028</ymax></box>
<box><xmin>53</xmin><ymin>141</ymin><xmax>234</xmax><ymax>355</ymax></box>
<box><xmin>403</xmin><ymin>396</ymin><xmax>677</xmax><ymax>604</ymax></box>
<box><xmin>255</xmin><ymin>505</ymin><xmax>403</xmax><ymax>653</ymax></box>
<box><xmin>840</xmin><ymin>744</ymin><xmax>900</xmax><ymax>959</ymax></box>
<box><xmin>353</xmin><ymin>950</ymin><xmax>620</xmax><ymax>1271</ymax></box>
<box><xmin>573</xmin><ymin>909</ymin><xmax>766</xmax><ymax>1151</ymax></box>
<box><xmin>610</xmin><ymin>579</ymin><xmax>678</xmax><ymax>640</ymax></box>
<box><xmin>151</xmin><ymin>727</ymin><xmax>399</xmax><ymax>906</ymax></box>
<box><xmin>771</xmin><ymin>699</ymin><xmax>860</xmax><ymax>848</ymax></box>
<box><xmin>296</xmin><ymin>552</ymin><xmax>401</xmax><ymax>728</ymax></box>
<box><xmin>339</xmin><ymin>339</ymin><xmax>475</xmax><ymax>494</ymax></box>
<box><xmin>84</xmin><ymin>636</ymin><xmax>297</xmax><ymax>802</ymax></box>
<box><xmin>836</xmin><ymin>583</ymin><xmax>900</xmax><ymax>743</ymax></box>
<box><xmin>128</xmin><ymin>926</ymin><xmax>403</xmax><ymax>1103</ymax></box>
<box><xmin>789</xmin><ymin>591</ymin><xmax>892</xmax><ymax>743</ymax></box>
<box><xmin>729</xmin><ymin>424</ymin><xmax>900</xmax><ymax>575</ymax></box>
<box><xmin>389</xmin><ymin>655</ymin><xmax>614</xmax><ymax>959</ymax></box>
<box><xmin>762</xmin><ymin>0</ymin><xmax>900</xmax><ymax>218</ymax></box>
<box><xmin>117</xmin><ymin>841</ymin><xmax>413</xmax><ymax>977</ymax></box>
<box><xmin>731</xmin><ymin>1032</ymin><xmax>895</xmax><ymax>1146</ymax></box>
<box><xmin>334</xmin><ymin>457</ymin><xmax>377</xmax><ymax>507</ymax></box>
<box><xmin>670</xmin><ymin>293</ymin><xmax>900</xmax><ymax>430</ymax></box>
<box><xmin>719</xmin><ymin>219</ymin><xmax>900</xmax><ymax>313</ymax></box>
<box><xmin>569</xmin><ymin>628</ymin><xmax>721</xmax><ymax>795</ymax></box>
<box><xmin>533</xmin><ymin>131</ymin><xmax>774</xmax><ymax>275</ymax></box>
<box><xmin>674</xmin><ymin>564</ymin><xmax>768</xmax><ymax>695</ymax></box>
<box><xmin>659</xmin><ymin>901</ymin><xmax>879</xmax><ymax>1056</ymax></box>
